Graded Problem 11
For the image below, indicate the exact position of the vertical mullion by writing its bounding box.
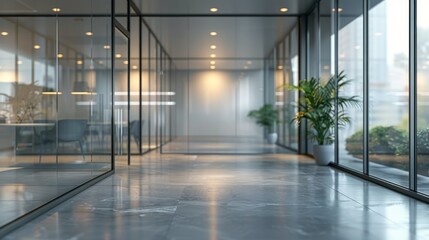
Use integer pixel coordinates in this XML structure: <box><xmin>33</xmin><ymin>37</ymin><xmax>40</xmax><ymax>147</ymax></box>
<box><xmin>409</xmin><ymin>0</ymin><xmax>417</xmax><ymax>191</ymax></box>
<box><xmin>160</xmin><ymin>50</ymin><xmax>163</xmax><ymax>152</ymax></box>
<box><xmin>317</xmin><ymin>1</ymin><xmax>321</xmax><ymax>80</ymax></box>
<box><xmin>138</xmin><ymin>16</ymin><xmax>142</xmax><ymax>154</ymax></box>
<box><xmin>334</xmin><ymin>0</ymin><xmax>339</xmax><ymax>164</ymax></box>
<box><xmin>127</xmin><ymin>0</ymin><xmax>131</xmax><ymax>165</ymax></box>
<box><xmin>148</xmin><ymin>33</ymin><xmax>151</xmax><ymax>150</ymax></box>
<box><xmin>111</xmin><ymin>0</ymin><xmax>115</xmax><ymax>170</ymax></box>
<box><xmin>363</xmin><ymin>0</ymin><xmax>369</xmax><ymax>174</ymax></box>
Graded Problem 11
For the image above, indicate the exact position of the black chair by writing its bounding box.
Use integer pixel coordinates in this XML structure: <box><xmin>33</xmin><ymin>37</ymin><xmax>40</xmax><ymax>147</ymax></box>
<box><xmin>38</xmin><ymin>119</ymin><xmax>88</xmax><ymax>162</ymax></box>
<box><xmin>130</xmin><ymin>120</ymin><xmax>143</xmax><ymax>148</ymax></box>
<box><xmin>33</xmin><ymin>119</ymin><xmax>56</xmax><ymax>162</ymax></box>
<box><xmin>58</xmin><ymin>119</ymin><xmax>88</xmax><ymax>160</ymax></box>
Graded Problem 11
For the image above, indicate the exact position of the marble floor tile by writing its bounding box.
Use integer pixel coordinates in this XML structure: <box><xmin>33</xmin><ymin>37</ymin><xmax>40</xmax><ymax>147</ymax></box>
<box><xmin>5</xmin><ymin>152</ymin><xmax>429</xmax><ymax>240</ymax></box>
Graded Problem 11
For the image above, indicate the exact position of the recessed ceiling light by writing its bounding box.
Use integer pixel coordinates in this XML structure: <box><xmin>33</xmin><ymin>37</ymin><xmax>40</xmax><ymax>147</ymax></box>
<box><xmin>210</xmin><ymin>61</ymin><xmax>216</xmax><ymax>65</ymax></box>
<box><xmin>280</xmin><ymin>8</ymin><xmax>288</xmax><ymax>12</ymax></box>
<box><xmin>17</xmin><ymin>60</ymin><xmax>23</xmax><ymax>65</ymax></box>
<box><xmin>77</xmin><ymin>60</ymin><xmax>83</xmax><ymax>65</ymax></box>
<box><xmin>278</xmin><ymin>65</ymin><xmax>283</xmax><ymax>70</ymax></box>
<box><xmin>103</xmin><ymin>45</ymin><xmax>110</xmax><ymax>49</ymax></box>
<box><xmin>1</xmin><ymin>32</ymin><xmax>8</xmax><ymax>36</ymax></box>
<box><xmin>332</xmin><ymin>8</ymin><xmax>343</xmax><ymax>12</ymax></box>
<box><xmin>210</xmin><ymin>66</ymin><xmax>216</xmax><ymax>70</ymax></box>
<box><xmin>247</xmin><ymin>61</ymin><xmax>252</xmax><ymax>65</ymax></box>
<box><xmin>57</xmin><ymin>53</ymin><xmax>64</xmax><ymax>58</ymax></box>
<box><xmin>244</xmin><ymin>66</ymin><xmax>248</xmax><ymax>70</ymax></box>
<box><xmin>210</xmin><ymin>8</ymin><xmax>218</xmax><ymax>12</ymax></box>
<box><xmin>98</xmin><ymin>60</ymin><xmax>104</xmax><ymax>64</ymax></box>
<box><xmin>115</xmin><ymin>54</ymin><xmax>122</xmax><ymax>58</ymax></box>
<box><xmin>210</xmin><ymin>32</ymin><xmax>217</xmax><ymax>36</ymax></box>
<box><xmin>52</xmin><ymin>8</ymin><xmax>61</xmax><ymax>12</ymax></box>
<box><xmin>85</xmin><ymin>31</ymin><xmax>93</xmax><ymax>36</ymax></box>
<box><xmin>123</xmin><ymin>60</ymin><xmax>128</xmax><ymax>65</ymax></box>
<box><xmin>210</xmin><ymin>54</ymin><xmax>216</xmax><ymax>58</ymax></box>
<box><xmin>33</xmin><ymin>44</ymin><xmax>41</xmax><ymax>49</ymax></box>
<box><xmin>132</xmin><ymin>65</ymin><xmax>138</xmax><ymax>69</ymax></box>
<box><xmin>210</xmin><ymin>45</ymin><xmax>217</xmax><ymax>50</ymax></box>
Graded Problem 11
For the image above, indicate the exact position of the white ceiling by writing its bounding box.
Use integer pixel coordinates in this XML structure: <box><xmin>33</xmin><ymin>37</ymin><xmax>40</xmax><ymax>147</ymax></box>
<box><xmin>136</xmin><ymin>0</ymin><xmax>316</xmax><ymax>69</ymax></box>
<box><xmin>0</xmin><ymin>0</ymin><xmax>317</xmax><ymax>70</ymax></box>
<box><xmin>0</xmin><ymin>0</ymin><xmax>111</xmax><ymax>14</ymax></box>
<box><xmin>136</xmin><ymin>0</ymin><xmax>315</xmax><ymax>15</ymax></box>
<box><xmin>143</xmin><ymin>16</ymin><xmax>298</xmax><ymax>59</ymax></box>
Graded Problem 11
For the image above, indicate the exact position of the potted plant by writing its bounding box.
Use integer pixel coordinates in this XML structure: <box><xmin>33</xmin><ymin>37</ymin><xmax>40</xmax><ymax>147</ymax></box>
<box><xmin>248</xmin><ymin>104</ymin><xmax>279</xmax><ymax>144</ymax></box>
<box><xmin>287</xmin><ymin>72</ymin><xmax>360</xmax><ymax>165</ymax></box>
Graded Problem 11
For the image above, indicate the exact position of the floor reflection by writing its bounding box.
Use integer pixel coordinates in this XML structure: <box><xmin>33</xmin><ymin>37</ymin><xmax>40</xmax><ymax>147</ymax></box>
<box><xmin>5</xmin><ymin>152</ymin><xmax>429</xmax><ymax>239</ymax></box>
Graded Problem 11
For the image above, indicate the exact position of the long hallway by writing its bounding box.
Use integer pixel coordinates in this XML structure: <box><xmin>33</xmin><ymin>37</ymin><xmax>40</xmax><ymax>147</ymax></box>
<box><xmin>5</xmin><ymin>152</ymin><xmax>429</xmax><ymax>240</ymax></box>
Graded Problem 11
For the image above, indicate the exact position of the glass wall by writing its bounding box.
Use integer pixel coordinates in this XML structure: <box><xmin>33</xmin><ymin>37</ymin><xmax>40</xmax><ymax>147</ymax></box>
<box><xmin>276</xmin><ymin>43</ymin><xmax>285</xmax><ymax>146</ymax></box>
<box><xmin>271</xmin><ymin>24</ymin><xmax>300</xmax><ymax>151</ymax></box>
<box><xmin>122</xmin><ymin>13</ymin><xmax>175</xmax><ymax>156</ymax></box>
<box><xmin>337</xmin><ymin>0</ymin><xmax>364</xmax><ymax>172</ymax></box>
<box><xmin>304</xmin><ymin>0</ymin><xmax>429</xmax><ymax>200</ymax></box>
<box><xmin>114</xmin><ymin>28</ymin><xmax>129</xmax><ymax>159</ymax></box>
<box><xmin>417</xmin><ymin>0</ymin><xmax>429</xmax><ymax>193</ymax></box>
<box><xmin>130</xmin><ymin>12</ymin><xmax>140</xmax><ymax>154</ymax></box>
<box><xmin>141</xmin><ymin>23</ymin><xmax>150</xmax><ymax>153</ymax></box>
<box><xmin>0</xmin><ymin>0</ymin><xmax>113</xmax><ymax>229</ymax></box>
<box><xmin>368</xmin><ymin>0</ymin><xmax>409</xmax><ymax>187</ymax></box>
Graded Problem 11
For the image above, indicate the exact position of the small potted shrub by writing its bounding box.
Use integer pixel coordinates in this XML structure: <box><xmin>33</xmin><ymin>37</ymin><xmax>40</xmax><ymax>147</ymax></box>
<box><xmin>248</xmin><ymin>104</ymin><xmax>279</xmax><ymax>144</ymax></box>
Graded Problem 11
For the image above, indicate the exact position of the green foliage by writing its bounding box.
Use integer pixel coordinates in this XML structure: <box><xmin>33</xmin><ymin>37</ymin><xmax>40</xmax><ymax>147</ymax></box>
<box><xmin>248</xmin><ymin>104</ymin><xmax>279</xmax><ymax>133</ymax></box>
<box><xmin>286</xmin><ymin>71</ymin><xmax>360</xmax><ymax>145</ymax></box>
<box><xmin>346</xmin><ymin>126</ymin><xmax>408</xmax><ymax>155</ymax></box>
<box><xmin>417</xmin><ymin>128</ymin><xmax>429</xmax><ymax>154</ymax></box>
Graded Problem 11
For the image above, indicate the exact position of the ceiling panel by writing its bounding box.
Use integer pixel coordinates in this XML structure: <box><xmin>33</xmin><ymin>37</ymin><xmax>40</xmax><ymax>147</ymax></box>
<box><xmin>0</xmin><ymin>0</ymin><xmax>111</xmax><ymax>14</ymax></box>
<box><xmin>138</xmin><ymin>0</ymin><xmax>316</xmax><ymax>15</ymax></box>
<box><xmin>143</xmin><ymin>17</ymin><xmax>298</xmax><ymax>62</ymax></box>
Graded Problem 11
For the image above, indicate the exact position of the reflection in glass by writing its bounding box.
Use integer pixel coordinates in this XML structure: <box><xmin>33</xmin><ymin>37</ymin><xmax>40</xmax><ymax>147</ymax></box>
<box><xmin>114</xmin><ymin>29</ymin><xmax>129</xmax><ymax>158</ymax></box>
<box><xmin>337</xmin><ymin>0</ymin><xmax>364</xmax><ymax>172</ymax></box>
<box><xmin>141</xmin><ymin>24</ymin><xmax>150</xmax><ymax>152</ymax></box>
<box><xmin>368</xmin><ymin>0</ymin><xmax>409</xmax><ymax>187</ymax></box>
<box><xmin>130</xmin><ymin>14</ymin><xmax>140</xmax><ymax>154</ymax></box>
<box><xmin>0</xmin><ymin>1</ymin><xmax>112</xmax><ymax>228</ymax></box>
<box><xmin>149</xmin><ymin>34</ymin><xmax>157</xmax><ymax>149</ymax></box>
<box><xmin>417</xmin><ymin>0</ymin><xmax>429</xmax><ymax>193</ymax></box>
<box><xmin>276</xmin><ymin>42</ymin><xmax>285</xmax><ymax>146</ymax></box>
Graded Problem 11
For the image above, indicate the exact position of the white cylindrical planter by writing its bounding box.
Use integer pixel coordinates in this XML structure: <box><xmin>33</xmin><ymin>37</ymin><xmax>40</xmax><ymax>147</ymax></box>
<box><xmin>267</xmin><ymin>133</ymin><xmax>278</xmax><ymax>144</ymax></box>
<box><xmin>313</xmin><ymin>144</ymin><xmax>334</xmax><ymax>165</ymax></box>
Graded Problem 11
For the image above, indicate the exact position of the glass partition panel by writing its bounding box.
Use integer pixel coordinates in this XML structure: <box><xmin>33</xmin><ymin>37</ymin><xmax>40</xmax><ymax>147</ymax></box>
<box><xmin>130</xmin><ymin>14</ymin><xmax>140</xmax><ymax>154</ymax></box>
<box><xmin>289</xmin><ymin>26</ymin><xmax>299</xmax><ymax>150</ymax></box>
<box><xmin>368</xmin><ymin>0</ymin><xmax>409</xmax><ymax>187</ymax></box>
<box><xmin>306</xmin><ymin>9</ymin><xmax>318</xmax><ymax>155</ymax></box>
<box><xmin>0</xmin><ymin>0</ymin><xmax>112</xmax><ymax>228</ymax></box>
<box><xmin>141</xmin><ymin>24</ymin><xmax>150</xmax><ymax>152</ymax></box>
<box><xmin>417</xmin><ymin>0</ymin><xmax>429</xmax><ymax>193</ymax></box>
<box><xmin>114</xmin><ymin>29</ymin><xmax>129</xmax><ymax>159</ymax></box>
<box><xmin>337</xmin><ymin>0</ymin><xmax>364</xmax><ymax>172</ymax></box>
<box><xmin>149</xmin><ymin>34</ymin><xmax>157</xmax><ymax>149</ymax></box>
<box><xmin>276</xmin><ymin>43</ymin><xmax>285</xmax><ymax>146</ymax></box>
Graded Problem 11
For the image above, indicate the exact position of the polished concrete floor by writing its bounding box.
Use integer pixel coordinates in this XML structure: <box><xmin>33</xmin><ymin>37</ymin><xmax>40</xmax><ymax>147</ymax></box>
<box><xmin>5</xmin><ymin>152</ymin><xmax>429</xmax><ymax>240</ymax></box>
<box><xmin>161</xmin><ymin>136</ymin><xmax>293</xmax><ymax>154</ymax></box>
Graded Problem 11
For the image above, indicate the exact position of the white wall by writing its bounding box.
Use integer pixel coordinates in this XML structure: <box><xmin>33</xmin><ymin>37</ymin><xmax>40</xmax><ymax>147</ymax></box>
<box><xmin>175</xmin><ymin>70</ymin><xmax>264</xmax><ymax>137</ymax></box>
